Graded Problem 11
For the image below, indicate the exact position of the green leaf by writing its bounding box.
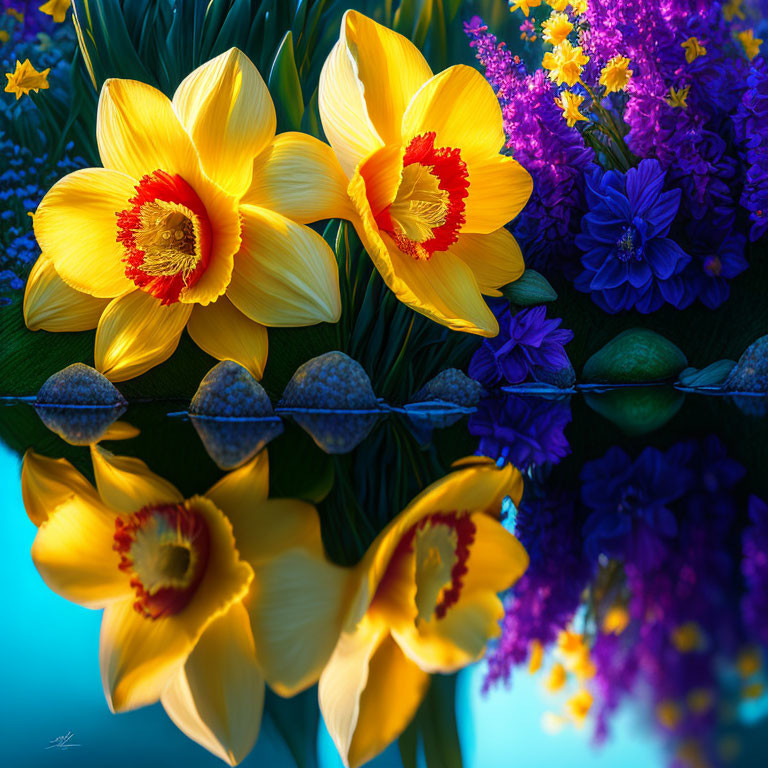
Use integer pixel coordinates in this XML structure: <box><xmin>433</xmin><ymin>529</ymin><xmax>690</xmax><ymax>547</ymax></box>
<box><xmin>502</xmin><ymin>269</ymin><xmax>558</xmax><ymax>306</ymax></box>
<box><xmin>582</xmin><ymin>328</ymin><xmax>688</xmax><ymax>384</ymax></box>
<box><xmin>399</xmin><ymin>718</ymin><xmax>419</xmax><ymax>768</ymax></box>
<box><xmin>263</xmin><ymin>686</ymin><xmax>319</xmax><ymax>768</ymax></box>
<box><xmin>418</xmin><ymin>674</ymin><xmax>463</xmax><ymax>768</ymax></box>
<box><xmin>268</xmin><ymin>30</ymin><xmax>305</xmax><ymax>132</ymax></box>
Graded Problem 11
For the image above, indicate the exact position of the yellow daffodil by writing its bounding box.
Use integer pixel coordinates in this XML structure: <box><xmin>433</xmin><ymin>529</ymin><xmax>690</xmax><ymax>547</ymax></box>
<box><xmin>570</xmin><ymin>0</ymin><xmax>588</xmax><ymax>16</ymax></box>
<box><xmin>548</xmin><ymin>0</ymin><xmax>570</xmax><ymax>11</ymax></box>
<box><xmin>542</xmin><ymin>12</ymin><xmax>573</xmax><ymax>47</ymax></box>
<box><xmin>318</xmin><ymin>11</ymin><xmax>532</xmax><ymax>337</ymax></box>
<box><xmin>21</xmin><ymin>448</ymin><xmax>348</xmax><ymax>765</ymax></box>
<box><xmin>509</xmin><ymin>0</ymin><xmax>542</xmax><ymax>16</ymax></box>
<box><xmin>555</xmin><ymin>90</ymin><xmax>588</xmax><ymax>127</ymax></box>
<box><xmin>666</xmin><ymin>85</ymin><xmax>690</xmax><ymax>109</ymax></box>
<box><xmin>542</xmin><ymin>40</ymin><xmax>589</xmax><ymax>87</ymax></box>
<box><xmin>39</xmin><ymin>0</ymin><xmax>71</xmax><ymax>23</ymax></box>
<box><xmin>4</xmin><ymin>58</ymin><xmax>49</xmax><ymax>99</ymax></box>
<box><xmin>682</xmin><ymin>36</ymin><xmax>707</xmax><ymax>63</ymax></box>
<box><xmin>723</xmin><ymin>0</ymin><xmax>745</xmax><ymax>21</ymax></box>
<box><xmin>28</xmin><ymin>48</ymin><xmax>347</xmax><ymax>381</ymax></box>
<box><xmin>602</xmin><ymin>604</ymin><xmax>630</xmax><ymax>635</ymax></box>
<box><xmin>738</xmin><ymin>29</ymin><xmax>763</xmax><ymax>60</ymax></box>
<box><xmin>599</xmin><ymin>55</ymin><xmax>633</xmax><ymax>93</ymax></box>
<box><xmin>318</xmin><ymin>457</ymin><xmax>527</xmax><ymax>767</ymax></box>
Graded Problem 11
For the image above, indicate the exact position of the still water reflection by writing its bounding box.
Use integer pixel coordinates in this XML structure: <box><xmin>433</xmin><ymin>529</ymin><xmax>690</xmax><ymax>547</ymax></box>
<box><xmin>2</xmin><ymin>386</ymin><xmax>767</xmax><ymax>768</ymax></box>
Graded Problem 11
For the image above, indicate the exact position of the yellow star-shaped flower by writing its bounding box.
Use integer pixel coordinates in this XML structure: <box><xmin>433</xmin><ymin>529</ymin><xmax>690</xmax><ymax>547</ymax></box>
<box><xmin>738</xmin><ymin>29</ymin><xmax>763</xmax><ymax>60</ymax></box>
<box><xmin>542</xmin><ymin>11</ymin><xmax>573</xmax><ymax>47</ymax></box>
<box><xmin>4</xmin><ymin>59</ymin><xmax>50</xmax><ymax>100</ymax></box>
<box><xmin>542</xmin><ymin>39</ymin><xmax>589</xmax><ymax>87</ymax></box>
<box><xmin>681</xmin><ymin>36</ymin><xmax>706</xmax><ymax>63</ymax></box>
<box><xmin>39</xmin><ymin>0</ymin><xmax>71</xmax><ymax>23</ymax></box>
<box><xmin>599</xmin><ymin>55</ymin><xmax>633</xmax><ymax>93</ymax></box>
<box><xmin>548</xmin><ymin>0</ymin><xmax>570</xmax><ymax>10</ymax></box>
<box><xmin>509</xmin><ymin>0</ymin><xmax>542</xmax><ymax>17</ymax></box>
<box><xmin>570</xmin><ymin>0</ymin><xmax>588</xmax><ymax>15</ymax></box>
<box><xmin>555</xmin><ymin>89</ymin><xmax>588</xmax><ymax>127</ymax></box>
<box><xmin>723</xmin><ymin>0</ymin><xmax>745</xmax><ymax>21</ymax></box>
<box><xmin>665</xmin><ymin>84</ymin><xmax>690</xmax><ymax>109</ymax></box>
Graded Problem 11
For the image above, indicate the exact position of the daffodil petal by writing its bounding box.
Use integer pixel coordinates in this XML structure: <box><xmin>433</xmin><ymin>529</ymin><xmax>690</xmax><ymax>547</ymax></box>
<box><xmin>341</xmin><ymin>10</ymin><xmax>432</xmax><ymax>147</ymax></box>
<box><xmin>450</xmin><ymin>229</ymin><xmax>525</xmax><ymax>297</ymax></box>
<box><xmin>90</xmin><ymin>444</ymin><xmax>182</xmax><ymax>513</ymax></box>
<box><xmin>33</xmin><ymin>168</ymin><xmax>136</xmax><ymax>298</ymax></box>
<box><xmin>97</xmin><ymin>78</ymin><xmax>200</xmax><ymax>181</ymax></box>
<box><xmin>187</xmin><ymin>298</ymin><xmax>268</xmax><ymax>381</ymax></box>
<box><xmin>227</xmin><ymin>206</ymin><xmax>341</xmax><ymax>327</ymax></box>
<box><xmin>401</xmin><ymin>65</ymin><xmax>506</xmax><ymax>164</ymax></box>
<box><xmin>392</xmin><ymin>591</ymin><xmax>504</xmax><ymax>673</ymax></box>
<box><xmin>31</xmin><ymin>495</ymin><xmax>131</xmax><ymax>608</ymax></box>
<box><xmin>241</xmin><ymin>499</ymin><xmax>356</xmax><ymax>696</ymax></box>
<box><xmin>319</xmin><ymin>618</ymin><xmax>429</xmax><ymax>768</ymax></box>
<box><xmin>462</xmin><ymin>155</ymin><xmax>533</xmax><ymax>234</ymax></box>
<box><xmin>319</xmin><ymin>38</ymin><xmax>383</xmax><ymax>178</ymax></box>
<box><xmin>462</xmin><ymin>512</ymin><xmax>529</xmax><ymax>594</ymax></box>
<box><xmin>356</xmin><ymin>143</ymin><xmax>403</xmax><ymax>218</ymax></box>
<box><xmin>173</xmin><ymin>48</ymin><xmax>275</xmax><ymax>199</ymax></box>
<box><xmin>24</xmin><ymin>255</ymin><xmax>110</xmax><ymax>331</ymax></box>
<box><xmin>100</xmin><ymin>497</ymin><xmax>253</xmax><ymax>712</ymax></box>
<box><xmin>95</xmin><ymin>289</ymin><xmax>192</xmax><ymax>382</ymax></box>
<box><xmin>21</xmin><ymin>449</ymin><xmax>102</xmax><ymax>526</ymax></box>
<box><xmin>161</xmin><ymin>602</ymin><xmax>264</xmax><ymax>767</ymax></box>
<box><xmin>206</xmin><ymin>451</ymin><xmax>269</xmax><ymax>514</ymax></box>
<box><xmin>242</xmin><ymin>132</ymin><xmax>353</xmax><ymax>223</ymax></box>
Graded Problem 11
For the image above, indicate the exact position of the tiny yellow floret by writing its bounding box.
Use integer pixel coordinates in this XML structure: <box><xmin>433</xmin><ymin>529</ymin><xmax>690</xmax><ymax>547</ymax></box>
<box><xmin>542</xmin><ymin>11</ymin><xmax>573</xmax><ymax>46</ymax></box>
<box><xmin>509</xmin><ymin>0</ymin><xmax>542</xmax><ymax>16</ymax></box>
<box><xmin>570</xmin><ymin>0</ymin><xmax>588</xmax><ymax>15</ymax></box>
<box><xmin>742</xmin><ymin>681</ymin><xmax>765</xmax><ymax>700</ymax></box>
<box><xmin>738</xmin><ymin>29</ymin><xmax>763</xmax><ymax>60</ymax></box>
<box><xmin>682</xmin><ymin>36</ymin><xmax>707</xmax><ymax>63</ymax></box>
<box><xmin>555</xmin><ymin>90</ymin><xmax>588</xmax><ymax>127</ymax></box>
<box><xmin>0</xmin><ymin>30</ymin><xmax>9</xmax><ymax>44</ymax></box>
<box><xmin>545</xmin><ymin>662</ymin><xmax>568</xmax><ymax>691</ymax></box>
<box><xmin>565</xmin><ymin>689</ymin><xmax>593</xmax><ymax>725</ymax></box>
<box><xmin>736</xmin><ymin>647</ymin><xmax>762</xmax><ymax>679</ymax></box>
<box><xmin>39</xmin><ymin>0</ymin><xmax>71</xmax><ymax>23</ymax></box>
<box><xmin>542</xmin><ymin>40</ymin><xmax>589</xmax><ymax>87</ymax></box>
<box><xmin>602</xmin><ymin>604</ymin><xmax>630</xmax><ymax>635</ymax></box>
<box><xmin>723</xmin><ymin>0</ymin><xmax>745</xmax><ymax>21</ymax></box>
<box><xmin>656</xmin><ymin>699</ymin><xmax>683</xmax><ymax>730</ymax></box>
<box><xmin>4</xmin><ymin>59</ymin><xmax>50</xmax><ymax>100</ymax></box>
<box><xmin>671</xmin><ymin>622</ymin><xmax>704</xmax><ymax>653</ymax></box>
<box><xmin>600</xmin><ymin>55</ymin><xmax>633</xmax><ymax>93</ymax></box>
<box><xmin>528</xmin><ymin>639</ymin><xmax>544</xmax><ymax>674</ymax></box>
<box><xmin>666</xmin><ymin>85</ymin><xmax>690</xmax><ymax>109</ymax></box>
<box><xmin>5</xmin><ymin>7</ymin><xmax>23</xmax><ymax>23</ymax></box>
<box><xmin>548</xmin><ymin>0</ymin><xmax>570</xmax><ymax>10</ymax></box>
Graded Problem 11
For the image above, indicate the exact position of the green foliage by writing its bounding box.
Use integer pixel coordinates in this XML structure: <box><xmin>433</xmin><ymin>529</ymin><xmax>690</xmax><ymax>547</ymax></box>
<box><xmin>502</xmin><ymin>268</ymin><xmax>558</xmax><ymax>306</ymax></box>
<box><xmin>269</xmin><ymin>31</ymin><xmax>305</xmax><ymax>132</ymax></box>
<box><xmin>585</xmin><ymin>387</ymin><xmax>685</xmax><ymax>436</ymax></box>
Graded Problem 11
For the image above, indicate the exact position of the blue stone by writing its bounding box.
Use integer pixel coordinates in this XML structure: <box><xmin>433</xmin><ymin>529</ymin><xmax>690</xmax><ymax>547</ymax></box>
<box><xmin>191</xmin><ymin>416</ymin><xmax>283</xmax><ymax>470</ymax></box>
<box><xmin>35</xmin><ymin>405</ymin><xmax>126</xmax><ymax>446</ymax></box>
<box><xmin>724</xmin><ymin>334</ymin><xmax>768</xmax><ymax>393</ymax></box>
<box><xmin>410</xmin><ymin>368</ymin><xmax>484</xmax><ymax>407</ymax></box>
<box><xmin>190</xmin><ymin>361</ymin><xmax>273</xmax><ymax>417</ymax></box>
<box><xmin>36</xmin><ymin>363</ymin><xmax>125</xmax><ymax>406</ymax></box>
<box><xmin>279</xmin><ymin>352</ymin><xmax>377</xmax><ymax>410</ymax></box>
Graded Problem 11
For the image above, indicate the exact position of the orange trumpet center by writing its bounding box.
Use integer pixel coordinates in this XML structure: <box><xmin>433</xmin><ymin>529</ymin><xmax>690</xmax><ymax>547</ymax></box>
<box><xmin>113</xmin><ymin>501</ymin><xmax>210</xmax><ymax>620</ymax></box>
<box><xmin>117</xmin><ymin>170</ymin><xmax>212</xmax><ymax>304</ymax></box>
<box><xmin>375</xmin><ymin>132</ymin><xmax>469</xmax><ymax>261</ymax></box>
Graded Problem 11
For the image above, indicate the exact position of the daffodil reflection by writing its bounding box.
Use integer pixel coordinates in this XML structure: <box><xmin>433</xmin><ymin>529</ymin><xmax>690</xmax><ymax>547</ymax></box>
<box><xmin>317</xmin><ymin>457</ymin><xmax>528</xmax><ymax>767</ymax></box>
<box><xmin>20</xmin><ymin>447</ymin><xmax>350</xmax><ymax>765</ymax></box>
<box><xmin>26</xmin><ymin>48</ymin><xmax>347</xmax><ymax>381</ymax></box>
<box><xmin>319</xmin><ymin>11</ymin><xmax>532</xmax><ymax>337</ymax></box>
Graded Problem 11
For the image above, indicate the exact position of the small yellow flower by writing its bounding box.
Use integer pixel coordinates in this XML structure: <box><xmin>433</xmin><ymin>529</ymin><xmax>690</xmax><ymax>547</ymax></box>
<box><xmin>682</xmin><ymin>36</ymin><xmax>707</xmax><ymax>63</ymax></box>
<box><xmin>542</xmin><ymin>11</ymin><xmax>573</xmax><ymax>46</ymax></box>
<box><xmin>723</xmin><ymin>0</ymin><xmax>745</xmax><ymax>21</ymax></box>
<box><xmin>736</xmin><ymin>647</ymin><xmax>762</xmax><ymax>678</ymax></box>
<box><xmin>5</xmin><ymin>7</ymin><xmax>23</xmax><ymax>23</ymax></box>
<box><xmin>528</xmin><ymin>639</ymin><xmax>544</xmax><ymax>673</ymax></box>
<box><xmin>570</xmin><ymin>0</ymin><xmax>588</xmax><ymax>15</ymax></box>
<box><xmin>545</xmin><ymin>662</ymin><xmax>568</xmax><ymax>691</ymax></box>
<box><xmin>0</xmin><ymin>30</ymin><xmax>9</xmax><ymax>44</ymax></box>
<box><xmin>555</xmin><ymin>90</ymin><xmax>588</xmax><ymax>127</ymax></box>
<box><xmin>542</xmin><ymin>40</ymin><xmax>589</xmax><ymax>87</ymax></box>
<box><xmin>565</xmin><ymin>689</ymin><xmax>593</xmax><ymax>725</ymax></box>
<box><xmin>671</xmin><ymin>621</ymin><xmax>704</xmax><ymax>652</ymax></box>
<box><xmin>4</xmin><ymin>58</ymin><xmax>50</xmax><ymax>100</ymax></box>
<box><xmin>686</xmin><ymin>688</ymin><xmax>714</xmax><ymax>714</ymax></box>
<box><xmin>509</xmin><ymin>0</ymin><xmax>542</xmax><ymax>16</ymax></box>
<box><xmin>666</xmin><ymin>85</ymin><xmax>690</xmax><ymax>109</ymax></box>
<box><xmin>600</xmin><ymin>55</ymin><xmax>633</xmax><ymax>93</ymax></box>
<box><xmin>656</xmin><ymin>699</ymin><xmax>683</xmax><ymax>729</ymax></box>
<box><xmin>548</xmin><ymin>0</ymin><xmax>570</xmax><ymax>9</ymax></box>
<box><xmin>39</xmin><ymin>0</ymin><xmax>71</xmax><ymax>23</ymax></box>
<box><xmin>602</xmin><ymin>604</ymin><xmax>630</xmax><ymax>634</ymax></box>
<box><xmin>738</xmin><ymin>29</ymin><xmax>763</xmax><ymax>60</ymax></box>
<box><xmin>742</xmin><ymin>681</ymin><xmax>765</xmax><ymax>700</ymax></box>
